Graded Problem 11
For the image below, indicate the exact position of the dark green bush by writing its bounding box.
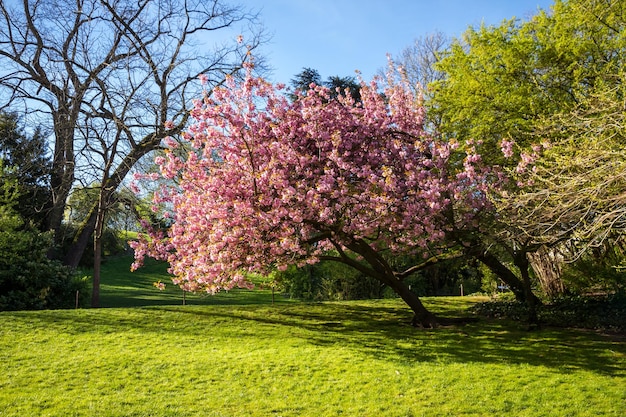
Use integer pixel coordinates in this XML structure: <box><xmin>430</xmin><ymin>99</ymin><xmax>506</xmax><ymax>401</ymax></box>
<box><xmin>0</xmin><ymin>259</ymin><xmax>89</xmax><ymax>310</ymax></box>
<box><xmin>0</xmin><ymin>176</ymin><xmax>89</xmax><ymax>310</ymax></box>
<box><xmin>471</xmin><ymin>293</ymin><xmax>626</xmax><ymax>331</ymax></box>
<box><xmin>0</xmin><ymin>222</ymin><xmax>89</xmax><ymax>310</ymax></box>
<box><xmin>561</xmin><ymin>257</ymin><xmax>626</xmax><ymax>294</ymax></box>
<box><xmin>393</xmin><ymin>256</ymin><xmax>483</xmax><ymax>297</ymax></box>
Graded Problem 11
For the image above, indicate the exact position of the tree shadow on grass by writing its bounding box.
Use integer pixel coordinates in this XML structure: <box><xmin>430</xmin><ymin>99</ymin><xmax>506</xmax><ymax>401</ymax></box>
<box><xmin>151</xmin><ymin>301</ymin><xmax>625</xmax><ymax>377</ymax></box>
<box><xmin>9</xmin><ymin>300</ymin><xmax>625</xmax><ymax>377</ymax></box>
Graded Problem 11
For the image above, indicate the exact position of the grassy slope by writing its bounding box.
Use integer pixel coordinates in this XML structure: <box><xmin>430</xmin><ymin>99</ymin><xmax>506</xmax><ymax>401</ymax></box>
<box><xmin>1</xmin><ymin>257</ymin><xmax>625</xmax><ymax>416</ymax></box>
<box><xmin>95</xmin><ymin>256</ymin><xmax>289</xmax><ymax>308</ymax></box>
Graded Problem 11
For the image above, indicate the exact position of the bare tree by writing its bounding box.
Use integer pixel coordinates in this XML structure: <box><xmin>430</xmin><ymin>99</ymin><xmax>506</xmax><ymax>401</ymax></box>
<box><xmin>0</xmin><ymin>0</ymin><xmax>266</xmax><ymax>306</ymax></box>
<box><xmin>384</xmin><ymin>31</ymin><xmax>449</xmax><ymax>134</ymax></box>
<box><xmin>396</xmin><ymin>31</ymin><xmax>449</xmax><ymax>97</ymax></box>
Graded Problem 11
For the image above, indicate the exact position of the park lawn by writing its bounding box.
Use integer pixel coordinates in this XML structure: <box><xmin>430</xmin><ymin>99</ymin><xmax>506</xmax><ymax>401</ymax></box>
<box><xmin>1</xmin><ymin>294</ymin><xmax>625</xmax><ymax>416</ymax></box>
<box><xmin>93</xmin><ymin>255</ymin><xmax>290</xmax><ymax>308</ymax></box>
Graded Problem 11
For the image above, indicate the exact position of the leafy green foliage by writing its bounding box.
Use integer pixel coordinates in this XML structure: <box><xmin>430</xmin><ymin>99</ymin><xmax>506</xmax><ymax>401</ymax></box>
<box><xmin>394</xmin><ymin>256</ymin><xmax>484</xmax><ymax>296</ymax></box>
<box><xmin>0</xmin><ymin>166</ymin><xmax>87</xmax><ymax>310</ymax></box>
<box><xmin>0</xmin><ymin>112</ymin><xmax>51</xmax><ymax>228</ymax></box>
<box><xmin>275</xmin><ymin>262</ymin><xmax>383</xmax><ymax>301</ymax></box>
<box><xmin>472</xmin><ymin>293</ymin><xmax>626</xmax><ymax>331</ymax></box>
<box><xmin>289</xmin><ymin>67</ymin><xmax>361</xmax><ymax>102</ymax></box>
<box><xmin>428</xmin><ymin>0</ymin><xmax>626</xmax><ymax>300</ymax></box>
<box><xmin>562</xmin><ymin>250</ymin><xmax>626</xmax><ymax>294</ymax></box>
<box><xmin>273</xmin><ymin>255</ymin><xmax>484</xmax><ymax>301</ymax></box>
<box><xmin>430</xmin><ymin>0</ymin><xmax>621</xmax><ymax>161</ymax></box>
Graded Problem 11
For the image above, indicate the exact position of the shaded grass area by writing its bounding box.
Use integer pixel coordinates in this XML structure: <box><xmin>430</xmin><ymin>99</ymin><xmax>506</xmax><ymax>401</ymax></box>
<box><xmin>1</xmin><ymin>297</ymin><xmax>625</xmax><ymax>416</ymax></box>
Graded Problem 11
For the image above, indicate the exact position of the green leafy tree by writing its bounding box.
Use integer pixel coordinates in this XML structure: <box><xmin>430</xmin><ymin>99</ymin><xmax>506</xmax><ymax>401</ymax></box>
<box><xmin>432</xmin><ymin>0</ymin><xmax>623</xmax><ymax>164</ymax></box>
<box><xmin>0</xmin><ymin>163</ymin><xmax>86</xmax><ymax>310</ymax></box>
<box><xmin>488</xmin><ymin>0</ymin><xmax>626</xmax><ymax>295</ymax></box>
<box><xmin>289</xmin><ymin>68</ymin><xmax>361</xmax><ymax>102</ymax></box>
<box><xmin>288</xmin><ymin>67</ymin><xmax>323</xmax><ymax>100</ymax></box>
<box><xmin>0</xmin><ymin>112</ymin><xmax>51</xmax><ymax>229</ymax></box>
<box><xmin>325</xmin><ymin>75</ymin><xmax>361</xmax><ymax>102</ymax></box>
<box><xmin>429</xmin><ymin>0</ymin><xmax>626</xmax><ymax>303</ymax></box>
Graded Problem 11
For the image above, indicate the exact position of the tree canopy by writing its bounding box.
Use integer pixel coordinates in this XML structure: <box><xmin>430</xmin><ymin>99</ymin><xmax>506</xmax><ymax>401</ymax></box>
<box><xmin>0</xmin><ymin>0</ymin><xmax>265</xmax><ymax>268</ymax></box>
<box><xmin>425</xmin><ymin>0</ymin><xmax>626</xmax><ymax>301</ymax></box>
<box><xmin>0</xmin><ymin>112</ymin><xmax>50</xmax><ymax>228</ymax></box>
<box><xmin>131</xmin><ymin>66</ymin><xmax>493</xmax><ymax>327</ymax></box>
<box><xmin>488</xmin><ymin>0</ymin><xmax>626</xmax><ymax>257</ymax></box>
<box><xmin>290</xmin><ymin>68</ymin><xmax>361</xmax><ymax>102</ymax></box>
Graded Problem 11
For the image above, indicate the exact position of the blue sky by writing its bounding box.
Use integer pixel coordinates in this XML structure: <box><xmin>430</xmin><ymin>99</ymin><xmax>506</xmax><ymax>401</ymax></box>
<box><xmin>247</xmin><ymin>0</ymin><xmax>555</xmax><ymax>84</ymax></box>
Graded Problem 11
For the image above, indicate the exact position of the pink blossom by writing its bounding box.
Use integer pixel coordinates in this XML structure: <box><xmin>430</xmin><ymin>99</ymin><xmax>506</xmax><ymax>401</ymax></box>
<box><xmin>130</xmin><ymin>68</ymin><xmax>497</xmax><ymax>298</ymax></box>
<box><xmin>163</xmin><ymin>136</ymin><xmax>178</xmax><ymax>148</ymax></box>
<box><xmin>500</xmin><ymin>139</ymin><xmax>514</xmax><ymax>158</ymax></box>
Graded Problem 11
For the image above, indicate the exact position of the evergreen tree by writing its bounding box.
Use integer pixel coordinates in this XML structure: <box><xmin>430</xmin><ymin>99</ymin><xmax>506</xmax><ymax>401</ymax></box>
<box><xmin>0</xmin><ymin>112</ymin><xmax>51</xmax><ymax>229</ymax></box>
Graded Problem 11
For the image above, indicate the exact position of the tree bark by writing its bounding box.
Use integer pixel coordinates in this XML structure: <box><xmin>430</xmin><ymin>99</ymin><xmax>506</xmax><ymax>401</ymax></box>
<box><xmin>472</xmin><ymin>250</ymin><xmax>528</xmax><ymax>301</ymax></box>
<box><xmin>91</xmin><ymin>175</ymin><xmax>111</xmax><ymax>308</ymax></box>
<box><xmin>47</xmin><ymin>112</ymin><xmax>77</xmax><ymax>255</ymax></box>
<box><xmin>514</xmin><ymin>252</ymin><xmax>539</xmax><ymax>326</ymax></box>
<box><xmin>339</xmin><ymin>237</ymin><xmax>439</xmax><ymax>327</ymax></box>
<box><xmin>527</xmin><ymin>246</ymin><xmax>565</xmax><ymax>298</ymax></box>
<box><xmin>63</xmin><ymin>138</ymin><xmax>159</xmax><ymax>267</ymax></box>
<box><xmin>91</xmin><ymin>226</ymin><xmax>102</xmax><ymax>308</ymax></box>
<box><xmin>387</xmin><ymin>275</ymin><xmax>439</xmax><ymax>327</ymax></box>
<box><xmin>64</xmin><ymin>205</ymin><xmax>98</xmax><ymax>267</ymax></box>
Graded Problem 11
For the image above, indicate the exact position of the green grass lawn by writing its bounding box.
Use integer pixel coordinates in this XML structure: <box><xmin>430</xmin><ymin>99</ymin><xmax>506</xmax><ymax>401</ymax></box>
<box><xmin>94</xmin><ymin>256</ymin><xmax>286</xmax><ymax>308</ymax></box>
<box><xmin>1</xmin><ymin>256</ymin><xmax>625</xmax><ymax>416</ymax></box>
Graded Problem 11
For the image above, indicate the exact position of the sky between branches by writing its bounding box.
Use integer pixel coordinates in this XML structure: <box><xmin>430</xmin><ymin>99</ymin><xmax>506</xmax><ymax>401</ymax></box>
<box><xmin>247</xmin><ymin>0</ymin><xmax>553</xmax><ymax>84</ymax></box>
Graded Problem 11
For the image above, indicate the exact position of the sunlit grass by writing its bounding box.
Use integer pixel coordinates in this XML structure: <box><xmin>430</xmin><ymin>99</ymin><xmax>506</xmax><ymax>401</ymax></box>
<box><xmin>93</xmin><ymin>255</ymin><xmax>289</xmax><ymax>308</ymax></box>
<box><xmin>1</xmin><ymin>297</ymin><xmax>625</xmax><ymax>416</ymax></box>
<box><xmin>2</xmin><ymin>256</ymin><xmax>624</xmax><ymax>416</ymax></box>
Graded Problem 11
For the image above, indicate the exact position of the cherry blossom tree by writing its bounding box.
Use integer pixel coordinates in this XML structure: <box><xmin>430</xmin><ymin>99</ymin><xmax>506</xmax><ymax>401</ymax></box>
<box><xmin>131</xmin><ymin>66</ymin><xmax>491</xmax><ymax>327</ymax></box>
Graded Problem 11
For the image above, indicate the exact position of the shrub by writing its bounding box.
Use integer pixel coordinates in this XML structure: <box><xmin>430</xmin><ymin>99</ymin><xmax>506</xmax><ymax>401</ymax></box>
<box><xmin>0</xmin><ymin>221</ymin><xmax>90</xmax><ymax>310</ymax></box>
<box><xmin>471</xmin><ymin>293</ymin><xmax>626</xmax><ymax>331</ymax></box>
<box><xmin>0</xmin><ymin>172</ymin><xmax>89</xmax><ymax>310</ymax></box>
<box><xmin>561</xmin><ymin>257</ymin><xmax>626</xmax><ymax>294</ymax></box>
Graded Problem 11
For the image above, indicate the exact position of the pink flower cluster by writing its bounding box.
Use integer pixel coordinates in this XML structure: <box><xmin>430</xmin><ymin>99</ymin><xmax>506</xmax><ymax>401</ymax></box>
<box><xmin>131</xmin><ymin>69</ymin><xmax>492</xmax><ymax>294</ymax></box>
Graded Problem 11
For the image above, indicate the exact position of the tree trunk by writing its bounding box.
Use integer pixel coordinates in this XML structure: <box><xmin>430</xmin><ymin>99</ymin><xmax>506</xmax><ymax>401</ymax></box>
<box><xmin>46</xmin><ymin>113</ymin><xmax>76</xmax><ymax>257</ymax></box>
<box><xmin>474</xmin><ymin>250</ymin><xmax>532</xmax><ymax>302</ymax></box>
<box><xmin>514</xmin><ymin>252</ymin><xmax>539</xmax><ymax>326</ymax></box>
<box><xmin>343</xmin><ymin>238</ymin><xmax>439</xmax><ymax>327</ymax></box>
<box><xmin>64</xmin><ymin>208</ymin><xmax>98</xmax><ymax>267</ymax></box>
<box><xmin>91</xmin><ymin>227</ymin><xmax>102</xmax><ymax>308</ymax></box>
<box><xmin>91</xmin><ymin>189</ymin><xmax>107</xmax><ymax>308</ymax></box>
<box><xmin>387</xmin><ymin>276</ymin><xmax>438</xmax><ymax>327</ymax></box>
<box><xmin>527</xmin><ymin>246</ymin><xmax>565</xmax><ymax>298</ymax></box>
